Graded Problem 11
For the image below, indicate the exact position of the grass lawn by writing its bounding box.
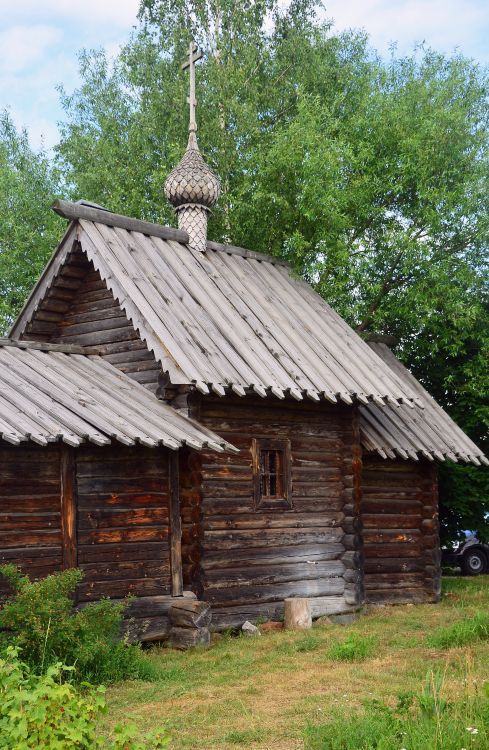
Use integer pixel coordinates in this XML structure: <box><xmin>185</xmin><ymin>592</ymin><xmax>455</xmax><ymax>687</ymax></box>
<box><xmin>104</xmin><ymin>577</ymin><xmax>489</xmax><ymax>749</ymax></box>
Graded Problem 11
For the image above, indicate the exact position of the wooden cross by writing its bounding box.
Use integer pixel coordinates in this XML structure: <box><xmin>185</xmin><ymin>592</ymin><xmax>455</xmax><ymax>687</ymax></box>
<box><xmin>181</xmin><ymin>41</ymin><xmax>203</xmax><ymax>137</ymax></box>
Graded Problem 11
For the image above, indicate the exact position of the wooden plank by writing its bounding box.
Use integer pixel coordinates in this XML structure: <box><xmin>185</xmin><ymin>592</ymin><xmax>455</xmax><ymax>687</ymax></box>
<box><xmin>169</xmin><ymin>450</ymin><xmax>183</xmax><ymax>596</ymax></box>
<box><xmin>60</xmin><ymin>445</ymin><xmax>77</xmax><ymax>569</ymax></box>
<box><xmin>52</xmin><ymin>199</ymin><xmax>189</xmax><ymax>243</ymax></box>
<box><xmin>206</xmin><ymin>239</ymin><xmax>288</xmax><ymax>267</ymax></box>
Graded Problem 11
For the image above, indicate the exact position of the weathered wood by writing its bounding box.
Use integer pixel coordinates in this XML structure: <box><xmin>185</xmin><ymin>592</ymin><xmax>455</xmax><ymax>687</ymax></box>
<box><xmin>169</xmin><ymin>450</ymin><xmax>183</xmax><ymax>596</ymax></box>
<box><xmin>52</xmin><ymin>199</ymin><xmax>189</xmax><ymax>243</ymax></box>
<box><xmin>284</xmin><ymin>598</ymin><xmax>312</xmax><ymax>630</ymax></box>
<box><xmin>206</xmin><ymin>239</ymin><xmax>288</xmax><ymax>267</ymax></box>
<box><xmin>361</xmin><ymin>455</ymin><xmax>440</xmax><ymax>605</ymax></box>
<box><xmin>76</xmin><ymin>444</ymin><xmax>173</xmax><ymax>601</ymax></box>
<box><xmin>167</xmin><ymin>626</ymin><xmax>210</xmax><ymax>649</ymax></box>
<box><xmin>169</xmin><ymin>599</ymin><xmax>211</xmax><ymax>628</ymax></box>
<box><xmin>0</xmin><ymin>339</ymin><xmax>100</xmax><ymax>355</ymax></box>
<box><xmin>60</xmin><ymin>445</ymin><xmax>77</xmax><ymax>569</ymax></box>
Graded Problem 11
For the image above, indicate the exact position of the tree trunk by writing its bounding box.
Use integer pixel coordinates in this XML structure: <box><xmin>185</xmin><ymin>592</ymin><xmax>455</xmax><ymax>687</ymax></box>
<box><xmin>284</xmin><ymin>598</ymin><xmax>312</xmax><ymax>630</ymax></box>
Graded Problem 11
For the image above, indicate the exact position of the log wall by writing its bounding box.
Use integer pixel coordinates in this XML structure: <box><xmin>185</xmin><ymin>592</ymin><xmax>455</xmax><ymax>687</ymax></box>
<box><xmin>361</xmin><ymin>455</ymin><xmax>440</xmax><ymax>604</ymax></box>
<box><xmin>185</xmin><ymin>395</ymin><xmax>363</xmax><ymax>629</ymax></box>
<box><xmin>22</xmin><ymin>242</ymin><xmax>161</xmax><ymax>391</ymax></box>
<box><xmin>0</xmin><ymin>443</ymin><xmax>62</xmax><ymax>600</ymax></box>
<box><xmin>0</xmin><ymin>442</ymin><xmax>174</xmax><ymax>626</ymax></box>
<box><xmin>75</xmin><ymin>445</ymin><xmax>172</xmax><ymax>603</ymax></box>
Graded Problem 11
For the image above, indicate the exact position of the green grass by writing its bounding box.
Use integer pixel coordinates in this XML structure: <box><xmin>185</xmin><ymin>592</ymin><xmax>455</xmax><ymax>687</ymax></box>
<box><xmin>101</xmin><ymin>577</ymin><xmax>489</xmax><ymax>749</ymax></box>
<box><xmin>428</xmin><ymin>611</ymin><xmax>489</xmax><ymax>649</ymax></box>
<box><xmin>327</xmin><ymin>632</ymin><xmax>376</xmax><ymax>661</ymax></box>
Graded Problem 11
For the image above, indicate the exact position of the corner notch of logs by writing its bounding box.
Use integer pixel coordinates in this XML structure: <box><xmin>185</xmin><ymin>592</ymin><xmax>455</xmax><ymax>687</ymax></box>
<box><xmin>168</xmin><ymin>599</ymin><xmax>212</xmax><ymax>649</ymax></box>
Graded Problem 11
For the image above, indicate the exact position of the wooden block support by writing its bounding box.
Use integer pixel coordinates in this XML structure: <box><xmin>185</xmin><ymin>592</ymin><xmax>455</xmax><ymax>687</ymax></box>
<box><xmin>284</xmin><ymin>598</ymin><xmax>312</xmax><ymax>630</ymax></box>
<box><xmin>169</xmin><ymin>599</ymin><xmax>211</xmax><ymax>629</ymax></box>
<box><xmin>168</xmin><ymin>598</ymin><xmax>212</xmax><ymax>649</ymax></box>
<box><xmin>167</xmin><ymin>626</ymin><xmax>210</xmax><ymax>650</ymax></box>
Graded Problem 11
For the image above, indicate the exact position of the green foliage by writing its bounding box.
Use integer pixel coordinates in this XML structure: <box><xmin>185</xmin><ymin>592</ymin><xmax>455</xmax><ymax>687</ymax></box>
<box><xmin>427</xmin><ymin>611</ymin><xmax>489</xmax><ymax>649</ymax></box>
<box><xmin>0</xmin><ymin>566</ymin><xmax>158</xmax><ymax>684</ymax></box>
<box><xmin>0</xmin><ymin>647</ymin><xmax>169</xmax><ymax>750</ymax></box>
<box><xmin>304</xmin><ymin>670</ymin><xmax>489</xmax><ymax>749</ymax></box>
<box><xmin>0</xmin><ymin>111</ymin><xmax>62</xmax><ymax>333</ymax></box>
<box><xmin>327</xmin><ymin>633</ymin><xmax>376</xmax><ymax>662</ymax></box>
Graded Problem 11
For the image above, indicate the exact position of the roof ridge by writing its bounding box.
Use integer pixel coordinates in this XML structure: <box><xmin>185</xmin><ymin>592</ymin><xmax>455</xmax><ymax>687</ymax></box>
<box><xmin>52</xmin><ymin>199</ymin><xmax>189</xmax><ymax>244</ymax></box>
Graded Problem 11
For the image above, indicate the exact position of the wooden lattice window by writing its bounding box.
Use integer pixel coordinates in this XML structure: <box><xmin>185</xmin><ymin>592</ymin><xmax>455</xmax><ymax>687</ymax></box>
<box><xmin>252</xmin><ymin>438</ymin><xmax>292</xmax><ymax>510</ymax></box>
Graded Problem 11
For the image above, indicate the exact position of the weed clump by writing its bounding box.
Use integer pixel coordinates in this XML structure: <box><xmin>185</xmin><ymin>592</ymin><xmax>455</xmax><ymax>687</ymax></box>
<box><xmin>304</xmin><ymin>670</ymin><xmax>489</xmax><ymax>749</ymax></box>
<box><xmin>427</xmin><ymin>611</ymin><xmax>489</xmax><ymax>649</ymax></box>
<box><xmin>0</xmin><ymin>565</ymin><xmax>160</xmax><ymax>684</ymax></box>
<box><xmin>327</xmin><ymin>633</ymin><xmax>376</xmax><ymax>661</ymax></box>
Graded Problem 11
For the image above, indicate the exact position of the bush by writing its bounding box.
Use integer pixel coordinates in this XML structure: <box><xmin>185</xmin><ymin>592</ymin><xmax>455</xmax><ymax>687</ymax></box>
<box><xmin>327</xmin><ymin>633</ymin><xmax>376</xmax><ymax>662</ymax></box>
<box><xmin>427</xmin><ymin>611</ymin><xmax>489</xmax><ymax>649</ymax></box>
<box><xmin>0</xmin><ymin>566</ymin><xmax>158</xmax><ymax>683</ymax></box>
<box><xmin>304</xmin><ymin>671</ymin><xmax>489</xmax><ymax>749</ymax></box>
<box><xmin>0</xmin><ymin>646</ymin><xmax>169</xmax><ymax>750</ymax></box>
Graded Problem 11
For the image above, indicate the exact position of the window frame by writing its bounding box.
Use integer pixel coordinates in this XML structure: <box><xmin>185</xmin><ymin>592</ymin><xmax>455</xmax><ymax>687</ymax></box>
<box><xmin>252</xmin><ymin>437</ymin><xmax>292</xmax><ymax>510</ymax></box>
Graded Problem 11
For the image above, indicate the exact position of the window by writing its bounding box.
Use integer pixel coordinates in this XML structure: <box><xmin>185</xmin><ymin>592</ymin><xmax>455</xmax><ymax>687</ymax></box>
<box><xmin>252</xmin><ymin>438</ymin><xmax>292</xmax><ymax>510</ymax></box>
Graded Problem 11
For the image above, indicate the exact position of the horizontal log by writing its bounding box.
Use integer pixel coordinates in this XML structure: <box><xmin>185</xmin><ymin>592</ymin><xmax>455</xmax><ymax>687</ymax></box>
<box><xmin>118</xmin><ymin>592</ymin><xmax>196</xmax><ymax>618</ymax></box>
<box><xmin>363</xmin><ymin>543</ymin><xmax>421</xmax><ymax>558</ymax></box>
<box><xmin>0</xmin><ymin>547</ymin><xmax>62</xmax><ymax>565</ymax></box>
<box><xmin>169</xmin><ymin>600</ymin><xmax>212</xmax><ymax>629</ymax></box>
<box><xmin>77</xmin><ymin>477</ymin><xmax>167</xmax><ymax>494</ymax></box>
<box><xmin>0</xmin><ymin>512</ymin><xmax>60</xmax><ymax>531</ymax></box>
<box><xmin>201</xmin><ymin>542</ymin><xmax>344</xmax><ymax>568</ymax></box>
<box><xmin>202</xmin><ymin>512</ymin><xmax>344</xmax><ymax>531</ymax></box>
<box><xmin>364</xmin><ymin>558</ymin><xmax>423</xmax><ymax>574</ymax></box>
<box><xmin>367</xmin><ymin>589</ymin><xmax>433</xmax><ymax>605</ymax></box>
<box><xmin>78</xmin><ymin>541</ymin><xmax>169</xmax><ymax>564</ymax></box>
<box><xmin>0</xmin><ymin>530</ymin><xmax>61</xmax><ymax>548</ymax></box>
<box><xmin>365</xmin><ymin>580</ymin><xmax>424</xmax><ymax>592</ymax></box>
<box><xmin>78</xmin><ymin>507</ymin><xmax>169</xmax><ymax>529</ymax></box>
<box><xmin>59</xmin><ymin>316</ymin><xmax>131</xmax><ymax>337</ymax></box>
<box><xmin>52</xmin><ymin>199</ymin><xmax>189</xmax><ymax>243</ymax></box>
<box><xmin>205</xmin><ymin>578</ymin><xmax>345</xmax><ymax>607</ymax></box>
<box><xmin>363</xmin><ymin>530</ymin><xmax>420</xmax><ymax>544</ymax></box>
<box><xmin>77</xmin><ymin>576</ymin><xmax>172</xmax><ymax>601</ymax></box>
<box><xmin>168</xmin><ymin>626</ymin><xmax>210</xmax><ymax>650</ymax></box>
<box><xmin>0</xmin><ymin>338</ymin><xmax>100</xmax><ymax>355</ymax></box>
<box><xmin>123</xmin><ymin>615</ymin><xmax>170</xmax><ymax>643</ymax></box>
<box><xmin>204</xmin><ymin>561</ymin><xmax>345</xmax><ymax>589</ymax></box>
<box><xmin>199</xmin><ymin>528</ymin><xmax>343</xmax><ymax>551</ymax></box>
<box><xmin>78</xmin><ymin>526</ymin><xmax>169</xmax><ymax>545</ymax></box>
<box><xmin>80</xmin><ymin>559</ymin><xmax>170</xmax><ymax>582</ymax></box>
<box><xmin>362</xmin><ymin>514</ymin><xmax>422</xmax><ymax>529</ymax></box>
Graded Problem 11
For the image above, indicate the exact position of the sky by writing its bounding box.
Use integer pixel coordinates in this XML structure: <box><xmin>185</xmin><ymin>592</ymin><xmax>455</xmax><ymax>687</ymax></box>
<box><xmin>0</xmin><ymin>0</ymin><xmax>488</xmax><ymax>150</ymax></box>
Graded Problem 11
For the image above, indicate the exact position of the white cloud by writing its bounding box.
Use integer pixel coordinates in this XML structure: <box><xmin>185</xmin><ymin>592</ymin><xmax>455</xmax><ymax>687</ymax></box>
<box><xmin>0</xmin><ymin>0</ymin><xmax>140</xmax><ymax>29</ymax></box>
<box><xmin>0</xmin><ymin>24</ymin><xmax>62</xmax><ymax>74</ymax></box>
<box><xmin>321</xmin><ymin>0</ymin><xmax>488</xmax><ymax>60</ymax></box>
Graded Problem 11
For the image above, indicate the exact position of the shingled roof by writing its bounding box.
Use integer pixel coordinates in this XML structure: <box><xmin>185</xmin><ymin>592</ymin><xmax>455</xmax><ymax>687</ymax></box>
<box><xmin>11</xmin><ymin>202</ymin><xmax>422</xmax><ymax>408</ymax></box>
<box><xmin>0</xmin><ymin>339</ymin><xmax>234</xmax><ymax>452</ymax></box>
<box><xmin>359</xmin><ymin>342</ymin><xmax>488</xmax><ymax>466</ymax></box>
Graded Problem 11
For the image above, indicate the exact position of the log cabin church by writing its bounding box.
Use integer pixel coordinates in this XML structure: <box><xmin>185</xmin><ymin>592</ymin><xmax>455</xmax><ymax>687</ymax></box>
<box><xmin>0</xmin><ymin>43</ymin><xmax>487</xmax><ymax>638</ymax></box>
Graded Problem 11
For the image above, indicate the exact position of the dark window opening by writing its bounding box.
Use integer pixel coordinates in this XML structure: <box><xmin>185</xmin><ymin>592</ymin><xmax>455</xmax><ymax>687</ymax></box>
<box><xmin>260</xmin><ymin>449</ymin><xmax>283</xmax><ymax>499</ymax></box>
<box><xmin>252</xmin><ymin>438</ymin><xmax>292</xmax><ymax>510</ymax></box>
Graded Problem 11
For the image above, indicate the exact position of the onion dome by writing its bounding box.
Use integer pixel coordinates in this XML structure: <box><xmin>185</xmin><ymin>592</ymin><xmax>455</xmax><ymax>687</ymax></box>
<box><xmin>164</xmin><ymin>133</ymin><xmax>220</xmax><ymax>210</ymax></box>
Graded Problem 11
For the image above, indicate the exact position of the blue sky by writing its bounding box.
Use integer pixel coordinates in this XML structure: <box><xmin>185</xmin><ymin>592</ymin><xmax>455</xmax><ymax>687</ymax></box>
<box><xmin>0</xmin><ymin>0</ymin><xmax>488</xmax><ymax>150</ymax></box>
